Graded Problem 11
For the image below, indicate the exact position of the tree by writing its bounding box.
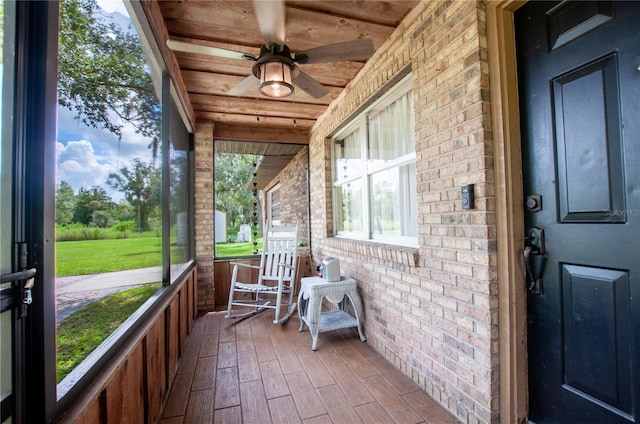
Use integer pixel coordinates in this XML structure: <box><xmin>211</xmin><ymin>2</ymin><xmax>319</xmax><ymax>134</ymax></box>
<box><xmin>56</xmin><ymin>181</ymin><xmax>77</xmax><ymax>225</ymax></box>
<box><xmin>72</xmin><ymin>186</ymin><xmax>114</xmax><ymax>227</ymax></box>
<box><xmin>214</xmin><ymin>153</ymin><xmax>256</xmax><ymax>229</ymax></box>
<box><xmin>107</xmin><ymin>158</ymin><xmax>159</xmax><ymax>231</ymax></box>
<box><xmin>58</xmin><ymin>0</ymin><xmax>160</xmax><ymax>145</ymax></box>
<box><xmin>170</xmin><ymin>153</ymin><xmax>189</xmax><ymax>222</ymax></box>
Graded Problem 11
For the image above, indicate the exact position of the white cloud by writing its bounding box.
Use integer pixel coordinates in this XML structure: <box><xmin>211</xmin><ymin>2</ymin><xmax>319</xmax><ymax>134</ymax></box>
<box><xmin>56</xmin><ymin>139</ymin><xmax>114</xmax><ymax>193</ymax></box>
<box><xmin>56</xmin><ymin>107</ymin><xmax>158</xmax><ymax>202</ymax></box>
<box><xmin>96</xmin><ymin>0</ymin><xmax>129</xmax><ymax>16</ymax></box>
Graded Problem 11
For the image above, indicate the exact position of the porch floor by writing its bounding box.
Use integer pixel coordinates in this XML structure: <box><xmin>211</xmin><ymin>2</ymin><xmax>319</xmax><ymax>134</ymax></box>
<box><xmin>159</xmin><ymin>310</ymin><xmax>460</xmax><ymax>423</ymax></box>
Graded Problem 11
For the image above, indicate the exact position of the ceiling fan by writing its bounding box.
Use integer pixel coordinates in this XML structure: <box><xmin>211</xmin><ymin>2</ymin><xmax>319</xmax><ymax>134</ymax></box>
<box><xmin>166</xmin><ymin>0</ymin><xmax>375</xmax><ymax>99</ymax></box>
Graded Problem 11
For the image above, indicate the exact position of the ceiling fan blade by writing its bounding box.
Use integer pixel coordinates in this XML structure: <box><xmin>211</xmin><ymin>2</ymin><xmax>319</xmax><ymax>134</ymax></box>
<box><xmin>296</xmin><ymin>39</ymin><xmax>375</xmax><ymax>64</ymax></box>
<box><xmin>228</xmin><ymin>75</ymin><xmax>258</xmax><ymax>96</ymax></box>
<box><xmin>253</xmin><ymin>0</ymin><xmax>286</xmax><ymax>46</ymax></box>
<box><xmin>167</xmin><ymin>39</ymin><xmax>253</xmax><ymax>61</ymax></box>
<box><xmin>292</xmin><ymin>71</ymin><xmax>329</xmax><ymax>99</ymax></box>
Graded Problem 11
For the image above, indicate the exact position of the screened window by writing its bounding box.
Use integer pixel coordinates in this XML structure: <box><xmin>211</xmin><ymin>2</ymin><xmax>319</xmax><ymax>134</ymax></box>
<box><xmin>55</xmin><ymin>0</ymin><xmax>194</xmax><ymax>393</ymax></box>
<box><xmin>332</xmin><ymin>75</ymin><xmax>417</xmax><ymax>246</ymax></box>
<box><xmin>169</xmin><ymin>100</ymin><xmax>192</xmax><ymax>279</ymax></box>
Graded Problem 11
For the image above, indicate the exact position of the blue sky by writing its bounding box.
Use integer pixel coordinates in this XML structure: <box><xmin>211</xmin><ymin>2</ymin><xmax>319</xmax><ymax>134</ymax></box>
<box><xmin>56</xmin><ymin>0</ymin><xmax>156</xmax><ymax>202</ymax></box>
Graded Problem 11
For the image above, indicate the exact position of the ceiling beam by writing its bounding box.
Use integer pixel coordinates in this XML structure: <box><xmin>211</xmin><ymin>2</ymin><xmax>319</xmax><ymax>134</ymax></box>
<box><xmin>286</xmin><ymin>1</ymin><xmax>419</xmax><ymax>27</ymax></box>
<box><xmin>197</xmin><ymin>111</ymin><xmax>315</xmax><ymax>130</ymax></box>
<box><xmin>213</xmin><ymin>122</ymin><xmax>309</xmax><ymax>144</ymax></box>
<box><xmin>190</xmin><ymin>94</ymin><xmax>327</xmax><ymax>120</ymax></box>
<box><xmin>158</xmin><ymin>1</ymin><xmax>394</xmax><ymax>52</ymax></box>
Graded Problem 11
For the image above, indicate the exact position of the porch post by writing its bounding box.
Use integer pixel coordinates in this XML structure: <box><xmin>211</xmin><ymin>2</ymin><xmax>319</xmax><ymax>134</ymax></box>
<box><xmin>194</xmin><ymin>121</ymin><xmax>216</xmax><ymax>310</ymax></box>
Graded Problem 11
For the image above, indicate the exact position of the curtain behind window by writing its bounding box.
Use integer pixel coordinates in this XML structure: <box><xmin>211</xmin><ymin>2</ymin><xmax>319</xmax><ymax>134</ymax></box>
<box><xmin>368</xmin><ymin>91</ymin><xmax>414</xmax><ymax>162</ymax></box>
<box><xmin>336</xmin><ymin>127</ymin><xmax>362</xmax><ymax>181</ymax></box>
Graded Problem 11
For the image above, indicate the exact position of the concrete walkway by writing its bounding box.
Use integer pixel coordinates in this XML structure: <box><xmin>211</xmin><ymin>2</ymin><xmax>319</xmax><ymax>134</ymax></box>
<box><xmin>56</xmin><ymin>266</ymin><xmax>162</xmax><ymax>323</ymax></box>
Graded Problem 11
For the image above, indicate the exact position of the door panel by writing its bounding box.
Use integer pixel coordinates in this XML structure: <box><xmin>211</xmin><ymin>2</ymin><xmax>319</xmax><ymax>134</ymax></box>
<box><xmin>516</xmin><ymin>1</ymin><xmax>640</xmax><ymax>423</ymax></box>
<box><xmin>553</xmin><ymin>53</ymin><xmax>625</xmax><ymax>222</ymax></box>
<box><xmin>561</xmin><ymin>265</ymin><xmax>631</xmax><ymax>413</ymax></box>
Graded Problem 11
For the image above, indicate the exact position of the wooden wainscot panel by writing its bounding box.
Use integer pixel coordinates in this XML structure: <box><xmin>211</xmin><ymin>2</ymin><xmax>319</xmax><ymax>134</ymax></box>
<box><xmin>187</xmin><ymin>273</ymin><xmax>195</xmax><ymax>331</ymax></box>
<box><xmin>214</xmin><ymin>260</ymin><xmax>232</xmax><ymax>306</ymax></box>
<box><xmin>144</xmin><ymin>316</ymin><xmax>167</xmax><ymax>424</ymax></box>
<box><xmin>105</xmin><ymin>343</ymin><xmax>144</xmax><ymax>423</ymax></box>
<box><xmin>167</xmin><ymin>295</ymin><xmax>181</xmax><ymax>380</ymax></box>
<box><xmin>55</xmin><ymin>266</ymin><xmax>198</xmax><ymax>424</ymax></box>
<box><xmin>71</xmin><ymin>396</ymin><xmax>101</xmax><ymax>424</ymax></box>
<box><xmin>192</xmin><ymin>267</ymin><xmax>198</xmax><ymax>319</ymax></box>
<box><xmin>179</xmin><ymin>287</ymin><xmax>188</xmax><ymax>352</ymax></box>
<box><xmin>214</xmin><ymin>259</ymin><xmax>261</xmax><ymax>307</ymax></box>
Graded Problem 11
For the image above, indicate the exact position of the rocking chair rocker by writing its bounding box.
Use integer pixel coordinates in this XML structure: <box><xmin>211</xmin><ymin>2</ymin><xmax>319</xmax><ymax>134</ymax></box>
<box><xmin>225</xmin><ymin>221</ymin><xmax>299</xmax><ymax>324</ymax></box>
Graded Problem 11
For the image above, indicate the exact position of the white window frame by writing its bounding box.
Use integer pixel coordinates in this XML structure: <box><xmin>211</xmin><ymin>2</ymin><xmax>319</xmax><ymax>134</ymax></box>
<box><xmin>267</xmin><ymin>183</ymin><xmax>281</xmax><ymax>225</ymax></box>
<box><xmin>331</xmin><ymin>74</ymin><xmax>417</xmax><ymax>247</ymax></box>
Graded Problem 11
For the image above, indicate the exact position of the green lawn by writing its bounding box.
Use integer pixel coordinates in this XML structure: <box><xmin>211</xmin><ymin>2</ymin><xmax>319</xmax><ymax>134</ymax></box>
<box><xmin>56</xmin><ymin>282</ymin><xmax>162</xmax><ymax>382</ymax></box>
<box><xmin>56</xmin><ymin>238</ymin><xmax>163</xmax><ymax>277</ymax></box>
<box><xmin>214</xmin><ymin>240</ymin><xmax>263</xmax><ymax>257</ymax></box>
<box><xmin>56</xmin><ymin>237</ymin><xmax>264</xmax><ymax>277</ymax></box>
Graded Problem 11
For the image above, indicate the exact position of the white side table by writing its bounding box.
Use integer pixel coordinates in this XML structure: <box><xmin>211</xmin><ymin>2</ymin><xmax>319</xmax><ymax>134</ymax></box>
<box><xmin>298</xmin><ymin>276</ymin><xmax>366</xmax><ymax>350</ymax></box>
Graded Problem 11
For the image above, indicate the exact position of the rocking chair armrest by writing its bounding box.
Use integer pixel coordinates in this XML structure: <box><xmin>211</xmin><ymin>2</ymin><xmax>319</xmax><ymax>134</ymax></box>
<box><xmin>230</xmin><ymin>262</ymin><xmax>260</xmax><ymax>270</ymax></box>
<box><xmin>279</xmin><ymin>263</ymin><xmax>295</xmax><ymax>271</ymax></box>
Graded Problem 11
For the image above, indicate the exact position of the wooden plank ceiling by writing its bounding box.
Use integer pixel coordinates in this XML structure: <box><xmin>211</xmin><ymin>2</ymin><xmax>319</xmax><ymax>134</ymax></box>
<box><xmin>143</xmin><ymin>1</ymin><xmax>417</xmax><ymax>180</ymax></box>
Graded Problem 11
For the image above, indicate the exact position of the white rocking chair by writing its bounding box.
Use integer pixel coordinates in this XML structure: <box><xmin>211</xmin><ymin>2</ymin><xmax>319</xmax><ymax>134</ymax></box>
<box><xmin>225</xmin><ymin>221</ymin><xmax>299</xmax><ymax>324</ymax></box>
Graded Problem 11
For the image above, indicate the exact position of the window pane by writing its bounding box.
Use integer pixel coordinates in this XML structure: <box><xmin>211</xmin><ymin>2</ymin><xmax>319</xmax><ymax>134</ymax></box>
<box><xmin>331</xmin><ymin>76</ymin><xmax>416</xmax><ymax>246</ymax></box>
<box><xmin>56</xmin><ymin>0</ymin><xmax>162</xmax><ymax>384</ymax></box>
<box><xmin>170</xmin><ymin>149</ymin><xmax>189</xmax><ymax>276</ymax></box>
<box><xmin>368</xmin><ymin>90</ymin><xmax>414</xmax><ymax>165</ymax></box>
<box><xmin>370</xmin><ymin>162</ymin><xmax>417</xmax><ymax>238</ymax></box>
<box><xmin>268</xmin><ymin>184</ymin><xmax>281</xmax><ymax>224</ymax></box>
<box><xmin>169</xmin><ymin>99</ymin><xmax>190</xmax><ymax>277</ymax></box>
<box><xmin>335</xmin><ymin>128</ymin><xmax>363</xmax><ymax>181</ymax></box>
<box><xmin>336</xmin><ymin>180</ymin><xmax>363</xmax><ymax>234</ymax></box>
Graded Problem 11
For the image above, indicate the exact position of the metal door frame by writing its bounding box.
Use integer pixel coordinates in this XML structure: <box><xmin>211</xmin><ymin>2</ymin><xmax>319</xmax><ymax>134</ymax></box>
<box><xmin>2</xmin><ymin>2</ymin><xmax>59</xmax><ymax>423</ymax></box>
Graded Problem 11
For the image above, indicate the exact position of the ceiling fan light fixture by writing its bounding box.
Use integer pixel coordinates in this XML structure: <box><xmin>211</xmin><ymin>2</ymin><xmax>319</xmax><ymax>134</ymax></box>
<box><xmin>258</xmin><ymin>60</ymin><xmax>294</xmax><ymax>98</ymax></box>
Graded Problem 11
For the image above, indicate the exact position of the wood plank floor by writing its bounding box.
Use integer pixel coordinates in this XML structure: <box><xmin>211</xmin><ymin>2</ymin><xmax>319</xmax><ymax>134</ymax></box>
<box><xmin>160</xmin><ymin>311</ymin><xmax>460</xmax><ymax>424</ymax></box>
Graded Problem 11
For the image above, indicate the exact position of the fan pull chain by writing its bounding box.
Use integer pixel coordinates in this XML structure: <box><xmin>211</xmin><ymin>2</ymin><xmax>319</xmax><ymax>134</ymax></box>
<box><xmin>255</xmin><ymin>84</ymin><xmax>260</xmax><ymax>122</ymax></box>
<box><xmin>292</xmin><ymin>90</ymin><xmax>297</xmax><ymax>126</ymax></box>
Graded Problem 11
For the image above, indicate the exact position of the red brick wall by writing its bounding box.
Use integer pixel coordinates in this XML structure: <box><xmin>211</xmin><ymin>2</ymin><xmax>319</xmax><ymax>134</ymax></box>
<box><xmin>308</xmin><ymin>2</ymin><xmax>498</xmax><ymax>423</ymax></box>
<box><xmin>193</xmin><ymin>121</ymin><xmax>215</xmax><ymax>310</ymax></box>
<box><xmin>263</xmin><ymin>147</ymin><xmax>310</xmax><ymax>245</ymax></box>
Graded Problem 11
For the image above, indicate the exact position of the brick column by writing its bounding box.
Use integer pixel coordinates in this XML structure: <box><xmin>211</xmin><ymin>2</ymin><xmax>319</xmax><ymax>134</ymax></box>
<box><xmin>194</xmin><ymin>121</ymin><xmax>215</xmax><ymax>310</ymax></box>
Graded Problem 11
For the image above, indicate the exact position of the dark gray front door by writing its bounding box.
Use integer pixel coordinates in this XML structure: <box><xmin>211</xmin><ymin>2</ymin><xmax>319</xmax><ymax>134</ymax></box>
<box><xmin>516</xmin><ymin>1</ymin><xmax>640</xmax><ymax>422</ymax></box>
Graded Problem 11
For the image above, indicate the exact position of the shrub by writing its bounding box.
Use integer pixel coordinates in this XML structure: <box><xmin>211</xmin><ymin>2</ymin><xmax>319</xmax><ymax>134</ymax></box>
<box><xmin>112</xmin><ymin>220</ymin><xmax>136</xmax><ymax>237</ymax></box>
<box><xmin>56</xmin><ymin>223</ymin><xmax>109</xmax><ymax>242</ymax></box>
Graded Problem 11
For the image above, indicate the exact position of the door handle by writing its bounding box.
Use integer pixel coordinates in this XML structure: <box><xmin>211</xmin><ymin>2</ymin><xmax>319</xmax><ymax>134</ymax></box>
<box><xmin>0</xmin><ymin>268</ymin><xmax>36</xmax><ymax>317</ymax></box>
<box><xmin>524</xmin><ymin>227</ymin><xmax>546</xmax><ymax>295</ymax></box>
<box><xmin>0</xmin><ymin>268</ymin><xmax>36</xmax><ymax>284</ymax></box>
<box><xmin>526</xmin><ymin>227</ymin><xmax>545</xmax><ymax>255</ymax></box>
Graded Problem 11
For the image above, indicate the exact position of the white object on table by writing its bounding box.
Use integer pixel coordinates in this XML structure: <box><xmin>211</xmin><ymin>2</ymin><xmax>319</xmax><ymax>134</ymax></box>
<box><xmin>297</xmin><ymin>276</ymin><xmax>366</xmax><ymax>350</ymax></box>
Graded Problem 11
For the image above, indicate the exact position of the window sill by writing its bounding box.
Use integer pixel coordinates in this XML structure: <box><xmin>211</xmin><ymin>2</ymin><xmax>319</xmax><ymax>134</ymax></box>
<box><xmin>325</xmin><ymin>237</ymin><xmax>419</xmax><ymax>267</ymax></box>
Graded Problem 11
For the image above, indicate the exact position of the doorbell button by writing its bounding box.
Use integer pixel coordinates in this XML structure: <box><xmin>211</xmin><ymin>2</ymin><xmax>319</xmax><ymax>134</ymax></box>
<box><xmin>461</xmin><ymin>184</ymin><xmax>474</xmax><ymax>210</ymax></box>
